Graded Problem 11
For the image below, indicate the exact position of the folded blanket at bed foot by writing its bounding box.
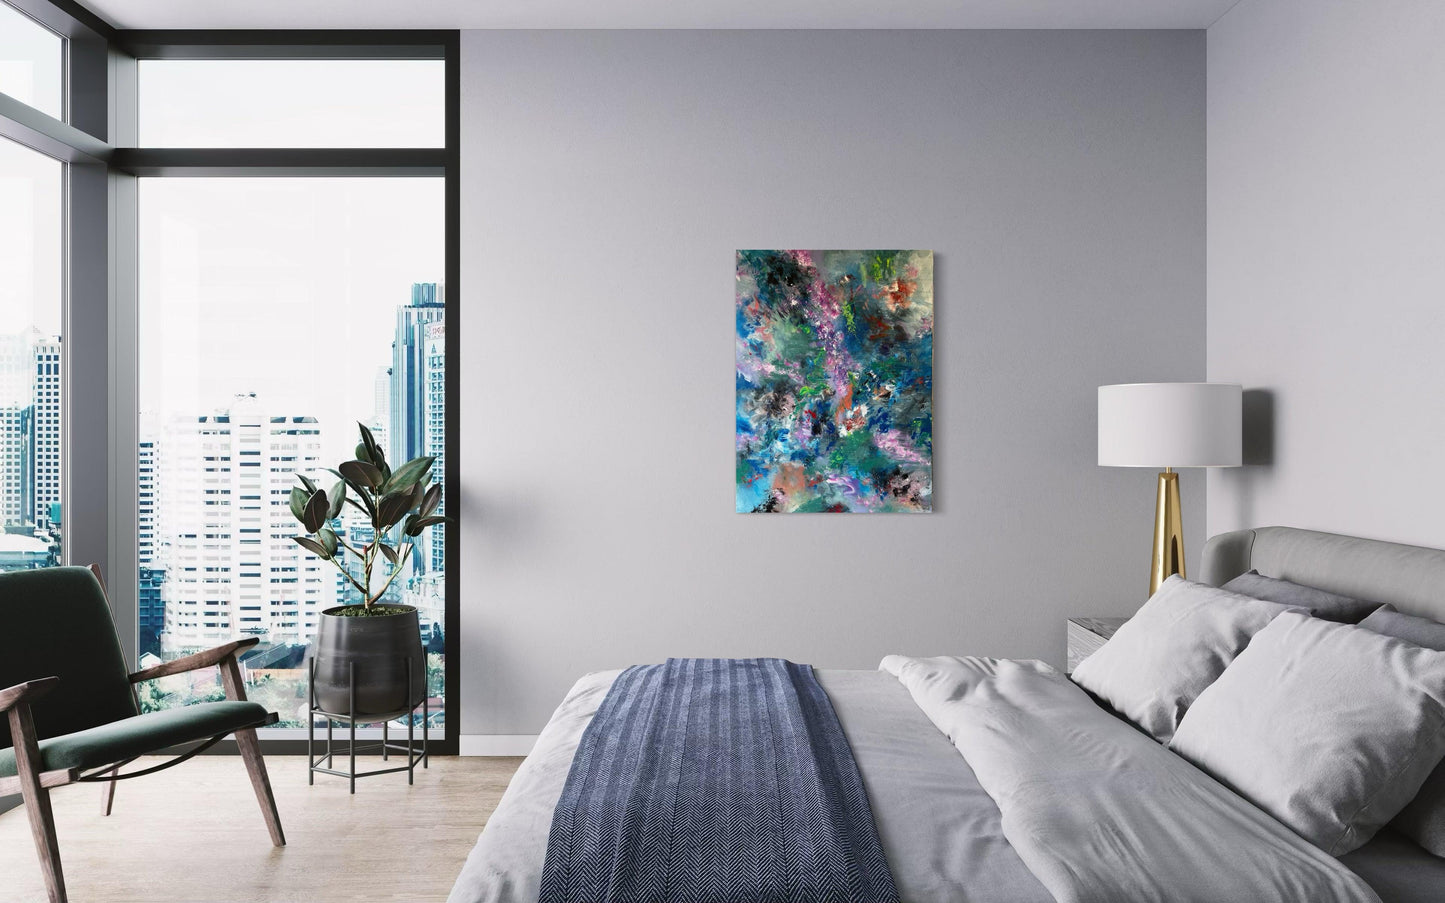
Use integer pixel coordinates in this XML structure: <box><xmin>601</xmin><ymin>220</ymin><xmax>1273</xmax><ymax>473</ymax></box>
<box><xmin>538</xmin><ymin>657</ymin><xmax>899</xmax><ymax>903</ymax></box>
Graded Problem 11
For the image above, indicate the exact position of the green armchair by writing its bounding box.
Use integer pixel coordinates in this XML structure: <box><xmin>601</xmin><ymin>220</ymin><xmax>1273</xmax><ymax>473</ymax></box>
<box><xmin>0</xmin><ymin>565</ymin><xmax>285</xmax><ymax>903</ymax></box>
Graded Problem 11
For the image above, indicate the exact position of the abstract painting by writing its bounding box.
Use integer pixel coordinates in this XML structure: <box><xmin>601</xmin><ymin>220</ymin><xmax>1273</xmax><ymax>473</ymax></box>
<box><xmin>736</xmin><ymin>250</ymin><xmax>933</xmax><ymax>513</ymax></box>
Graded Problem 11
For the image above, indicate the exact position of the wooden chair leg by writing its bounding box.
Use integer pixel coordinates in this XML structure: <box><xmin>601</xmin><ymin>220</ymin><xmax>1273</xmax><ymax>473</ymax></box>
<box><xmin>233</xmin><ymin>726</ymin><xmax>286</xmax><ymax>847</ymax></box>
<box><xmin>9</xmin><ymin>706</ymin><xmax>67</xmax><ymax>903</ymax></box>
<box><xmin>99</xmin><ymin>765</ymin><xmax>120</xmax><ymax>816</ymax></box>
<box><xmin>218</xmin><ymin>653</ymin><xmax>285</xmax><ymax>846</ymax></box>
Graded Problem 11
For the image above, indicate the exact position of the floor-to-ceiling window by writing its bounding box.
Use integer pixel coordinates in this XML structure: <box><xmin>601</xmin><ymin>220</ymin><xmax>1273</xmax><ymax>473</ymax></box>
<box><xmin>124</xmin><ymin>50</ymin><xmax>455</xmax><ymax>739</ymax></box>
<box><xmin>2</xmin><ymin>7</ymin><xmax>458</xmax><ymax>750</ymax></box>
<box><xmin>136</xmin><ymin>177</ymin><xmax>446</xmax><ymax>726</ymax></box>
<box><xmin>0</xmin><ymin>0</ymin><xmax>90</xmax><ymax>574</ymax></box>
<box><xmin>0</xmin><ymin>135</ymin><xmax>62</xmax><ymax>571</ymax></box>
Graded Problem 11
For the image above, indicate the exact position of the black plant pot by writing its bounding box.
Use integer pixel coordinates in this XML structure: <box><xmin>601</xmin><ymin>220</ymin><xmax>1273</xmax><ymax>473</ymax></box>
<box><xmin>313</xmin><ymin>605</ymin><xmax>425</xmax><ymax>719</ymax></box>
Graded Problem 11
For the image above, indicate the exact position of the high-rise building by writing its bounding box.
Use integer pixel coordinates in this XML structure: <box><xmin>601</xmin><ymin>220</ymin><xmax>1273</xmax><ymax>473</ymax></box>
<box><xmin>0</xmin><ymin>329</ymin><xmax>61</xmax><ymax>544</ymax></box>
<box><xmin>422</xmin><ymin>321</ymin><xmax>445</xmax><ymax>573</ymax></box>
<box><xmin>157</xmin><ymin>394</ymin><xmax>336</xmax><ymax>652</ymax></box>
<box><xmin>137</xmin><ymin>425</ymin><xmax>165</xmax><ymax>652</ymax></box>
<box><xmin>389</xmin><ymin>282</ymin><xmax>444</xmax><ymax>469</ymax></box>
<box><xmin>373</xmin><ymin>365</ymin><xmax>391</xmax><ymax>432</ymax></box>
<box><xmin>0</xmin><ymin>404</ymin><xmax>25</xmax><ymax>528</ymax></box>
<box><xmin>30</xmin><ymin>336</ymin><xmax>61</xmax><ymax>532</ymax></box>
<box><xmin>390</xmin><ymin>283</ymin><xmax>445</xmax><ymax>577</ymax></box>
<box><xmin>0</xmin><ymin>331</ymin><xmax>35</xmax><ymax>529</ymax></box>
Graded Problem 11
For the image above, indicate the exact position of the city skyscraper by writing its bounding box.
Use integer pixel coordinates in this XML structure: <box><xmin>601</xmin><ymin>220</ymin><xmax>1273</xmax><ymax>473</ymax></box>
<box><xmin>0</xmin><ymin>329</ymin><xmax>61</xmax><ymax>556</ymax></box>
<box><xmin>0</xmin><ymin>330</ymin><xmax>35</xmax><ymax>528</ymax></box>
<box><xmin>390</xmin><ymin>282</ymin><xmax>444</xmax><ymax>469</ymax></box>
<box><xmin>156</xmin><ymin>394</ymin><xmax>336</xmax><ymax>652</ymax></box>
<box><xmin>422</xmin><ymin>320</ymin><xmax>445</xmax><ymax>574</ymax></box>
<box><xmin>137</xmin><ymin>425</ymin><xmax>165</xmax><ymax>650</ymax></box>
<box><xmin>0</xmin><ymin>403</ymin><xmax>24</xmax><ymax>528</ymax></box>
<box><xmin>31</xmin><ymin>336</ymin><xmax>60</xmax><ymax>531</ymax></box>
<box><xmin>390</xmin><ymin>282</ymin><xmax>445</xmax><ymax>576</ymax></box>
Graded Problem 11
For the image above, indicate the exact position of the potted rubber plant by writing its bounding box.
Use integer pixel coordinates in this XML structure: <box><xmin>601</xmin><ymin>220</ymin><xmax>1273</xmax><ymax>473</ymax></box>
<box><xmin>290</xmin><ymin>423</ymin><xmax>446</xmax><ymax>717</ymax></box>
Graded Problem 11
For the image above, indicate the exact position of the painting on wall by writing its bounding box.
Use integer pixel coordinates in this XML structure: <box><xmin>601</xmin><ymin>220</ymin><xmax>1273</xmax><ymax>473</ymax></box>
<box><xmin>736</xmin><ymin>249</ymin><xmax>934</xmax><ymax>513</ymax></box>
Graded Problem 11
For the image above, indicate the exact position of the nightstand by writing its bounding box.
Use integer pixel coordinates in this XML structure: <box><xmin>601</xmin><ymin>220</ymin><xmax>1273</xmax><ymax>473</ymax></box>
<box><xmin>1066</xmin><ymin>617</ymin><xmax>1128</xmax><ymax>674</ymax></box>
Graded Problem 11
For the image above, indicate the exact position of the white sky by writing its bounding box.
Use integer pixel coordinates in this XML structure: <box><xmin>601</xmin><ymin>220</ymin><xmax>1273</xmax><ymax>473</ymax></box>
<box><xmin>133</xmin><ymin>60</ymin><xmax>446</xmax><ymax>466</ymax></box>
<box><xmin>139</xmin><ymin>176</ymin><xmax>444</xmax><ymax>463</ymax></box>
<box><xmin>0</xmin><ymin>2</ymin><xmax>63</xmax><ymax>118</ymax></box>
<box><xmin>0</xmin><ymin>135</ymin><xmax>62</xmax><ymax>339</ymax></box>
<box><xmin>1</xmin><ymin>8</ymin><xmax>65</xmax><ymax>348</ymax></box>
<box><xmin>138</xmin><ymin>60</ymin><xmax>444</xmax><ymax>148</ymax></box>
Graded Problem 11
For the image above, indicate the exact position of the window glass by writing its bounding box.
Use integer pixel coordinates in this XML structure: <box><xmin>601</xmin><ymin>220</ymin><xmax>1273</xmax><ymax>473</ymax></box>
<box><xmin>138</xmin><ymin>59</ymin><xmax>445</xmax><ymax>148</ymax></box>
<box><xmin>0</xmin><ymin>2</ymin><xmax>64</xmax><ymax>120</ymax></box>
<box><xmin>137</xmin><ymin>178</ymin><xmax>446</xmax><ymax>730</ymax></box>
<box><xmin>0</xmin><ymin>135</ymin><xmax>62</xmax><ymax>570</ymax></box>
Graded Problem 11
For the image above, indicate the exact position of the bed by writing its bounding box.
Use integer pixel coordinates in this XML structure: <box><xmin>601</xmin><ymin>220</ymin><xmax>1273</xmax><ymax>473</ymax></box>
<box><xmin>449</xmin><ymin>527</ymin><xmax>1445</xmax><ymax>903</ymax></box>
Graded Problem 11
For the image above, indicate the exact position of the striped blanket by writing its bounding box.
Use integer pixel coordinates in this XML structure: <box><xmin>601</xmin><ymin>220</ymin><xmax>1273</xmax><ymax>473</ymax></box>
<box><xmin>539</xmin><ymin>658</ymin><xmax>899</xmax><ymax>903</ymax></box>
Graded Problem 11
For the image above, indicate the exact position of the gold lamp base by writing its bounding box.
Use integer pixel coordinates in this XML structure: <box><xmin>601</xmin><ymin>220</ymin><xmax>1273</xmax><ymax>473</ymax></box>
<box><xmin>1149</xmin><ymin>468</ymin><xmax>1184</xmax><ymax>597</ymax></box>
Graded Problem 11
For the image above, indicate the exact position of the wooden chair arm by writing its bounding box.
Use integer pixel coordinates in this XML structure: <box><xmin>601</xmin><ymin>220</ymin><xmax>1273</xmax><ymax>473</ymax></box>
<box><xmin>129</xmin><ymin>637</ymin><xmax>261</xmax><ymax>683</ymax></box>
<box><xmin>0</xmin><ymin>676</ymin><xmax>60</xmax><ymax>713</ymax></box>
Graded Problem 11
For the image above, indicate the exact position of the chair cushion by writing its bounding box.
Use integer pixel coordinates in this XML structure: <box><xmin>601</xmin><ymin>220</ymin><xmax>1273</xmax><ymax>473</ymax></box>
<box><xmin>0</xmin><ymin>701</ymin><xmax>270</xmax><ymax>778</ymax></box>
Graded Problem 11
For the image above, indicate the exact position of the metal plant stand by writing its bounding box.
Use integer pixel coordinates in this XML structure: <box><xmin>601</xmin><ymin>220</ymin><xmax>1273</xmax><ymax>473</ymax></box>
<box><xmin>307</xmin><ymin>656</ymin><xmax>429</xmax><ymax>794</ymax></box>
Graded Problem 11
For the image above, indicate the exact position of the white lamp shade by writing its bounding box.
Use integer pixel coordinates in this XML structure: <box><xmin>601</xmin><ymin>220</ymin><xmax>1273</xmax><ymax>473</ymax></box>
<box><xmin>1098</xmin><ymin>383</ymin><xmax>1242</xmax><ymax>468</ymax></box>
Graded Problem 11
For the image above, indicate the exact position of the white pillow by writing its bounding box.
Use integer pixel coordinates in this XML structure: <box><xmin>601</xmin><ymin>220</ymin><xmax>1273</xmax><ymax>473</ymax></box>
<box><xmin>1070</xmin><ymin>575</ymin><xmax>1292</xmax><ymax>743</ymax></box>
<box><xmin>1170</xmin><ymin>611</ymin><xmax>1445</xmax><ymax>855</ymax></box>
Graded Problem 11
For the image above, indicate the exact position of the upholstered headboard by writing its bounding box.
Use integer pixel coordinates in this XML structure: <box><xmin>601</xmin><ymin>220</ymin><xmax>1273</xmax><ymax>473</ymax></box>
<box><xmin>1200</xmin><ymin>526</ymin><xmax>1445</xmax><ymax>622</ymax></box>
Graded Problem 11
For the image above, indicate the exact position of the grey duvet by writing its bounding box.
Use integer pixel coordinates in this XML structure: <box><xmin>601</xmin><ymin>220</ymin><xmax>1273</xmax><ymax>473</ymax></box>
<box><xmin>449</xmin><ymin>659</ymin><xmax>1438</xmax><ymax>903</ymax></box>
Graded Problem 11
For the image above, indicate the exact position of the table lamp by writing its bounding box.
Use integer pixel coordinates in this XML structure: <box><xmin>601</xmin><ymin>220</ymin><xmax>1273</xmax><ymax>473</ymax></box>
<box><xmin>1098</xmin><ymin>383</ymin><xmax>1242</xmax><ymax>596</ymax></box>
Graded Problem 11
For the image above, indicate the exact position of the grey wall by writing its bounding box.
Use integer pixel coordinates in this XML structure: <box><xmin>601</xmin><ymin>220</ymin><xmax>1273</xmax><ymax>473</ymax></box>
<box><xmin>1206</xmin><ymin>1</ymin><xmax>1445</xmax><ymax>547</ymax></box>
<box><xmin>459</xmin><ymin>29</ymin><xmax>1205</xmax><ymax>734</ymax></box>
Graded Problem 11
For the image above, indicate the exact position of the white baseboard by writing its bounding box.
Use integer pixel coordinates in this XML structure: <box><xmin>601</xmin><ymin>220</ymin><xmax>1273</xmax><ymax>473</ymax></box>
<box><xmin>460</xmin><ymin>734</ymin><xmax>539</xmax><ymax>756</ymax></box>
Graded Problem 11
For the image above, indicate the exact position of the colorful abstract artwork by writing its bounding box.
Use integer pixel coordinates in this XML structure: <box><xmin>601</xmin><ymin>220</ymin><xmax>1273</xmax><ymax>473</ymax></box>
<box><xmin>736</xmin><ymin>250</ymin><xmax>933</xmax><ymax>513</ymax></box>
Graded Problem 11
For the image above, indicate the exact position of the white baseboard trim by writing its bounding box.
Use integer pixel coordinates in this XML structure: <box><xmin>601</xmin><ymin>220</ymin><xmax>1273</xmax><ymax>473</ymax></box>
<box><xmin>460</xmin><ymin>734</ymin><xmax>539</xmax><ymax>756</ymax></box>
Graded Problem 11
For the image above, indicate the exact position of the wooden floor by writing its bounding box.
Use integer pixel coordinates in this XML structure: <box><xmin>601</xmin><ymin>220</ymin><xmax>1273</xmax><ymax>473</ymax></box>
<box><xmin>0</xmin><ymin>755</ymin><xmax>523</xmax><ymax>903</ymax></box>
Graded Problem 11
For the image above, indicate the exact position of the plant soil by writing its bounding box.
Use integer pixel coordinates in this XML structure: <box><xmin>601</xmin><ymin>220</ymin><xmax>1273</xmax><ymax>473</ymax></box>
<box><xmin>325</xmin><ymin>604</ymin><xmax>415</xmax><ymax>618</ymax></box>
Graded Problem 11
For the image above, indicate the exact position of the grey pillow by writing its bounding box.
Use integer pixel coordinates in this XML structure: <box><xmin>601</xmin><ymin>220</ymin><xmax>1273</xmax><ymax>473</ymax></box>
<box><xmin>1070</xmin><ymin>575</ymin><xmax>1293</xmax><ymax>743</ymax></box>
<box><xmin>1360</xmin><ymin>605</ymin><xmax>1445</xmax><ymax>651</ymax></box>
<box><xmin>1222</xmin><ymin>569</ymin><xmax>1380</xmax><ymax>623</ymax></box>
<box><xmin>1358</xmin><ymin>605</ymin><xmax>1445</xmax><ymax>857</ymax></box>
<box><xmin>1170</xmin><ymin>611</ymin><xmax>1445</xmax><ymax>856</ymax></box>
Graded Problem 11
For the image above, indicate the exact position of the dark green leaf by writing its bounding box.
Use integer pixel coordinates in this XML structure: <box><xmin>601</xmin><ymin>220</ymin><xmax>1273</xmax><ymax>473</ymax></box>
<box><xmin>302</xmin><ymin>489</ymin><xmax>330</xmax><ymax>533</ymax></box>
<box><xmin>404</xmin><ymin>514</ymin><xmax>447</xmax><ymax>537</ymax></box>
<box><xmin>296</xmin><ymin>473</ymin><xmax>318</xmax><ymax>494</ymax></box>
<box><xmin>326</xmin><ymin>480</ymin><xmax>346</xmax><ymax>520</ymax></box>
<box><xmin>358</xmin><ymin>422</ymin><xmax>386</xmax><ymax>471</ymax></box>
<box><xmin>338</xmin><ymin>459</ymin><xmax>383</xmax><ymax>491</ymax></box>
<box><xmin>355</xmin><ymin>441</ymin><xmax>372</xmax><ymax>464</ymax></box>
<box><xmin>377</xmin><ymin>542</ymin><xmax>398</xmax><ymax>565</ymax></box>
<box><xmin>317</xmin><ymin>527</ymin><xmax>339</xmax><ymax>557</ymax></box>
<box><xmin>293</xmin><ymin>535</ymin><xmax>332</xmax><ymax>560</ymax></box>
<box><xmin>376</xmin><ymin>489</ymin><xmax>413</xmax><ymax>530</ymax></box>
<box><xmin>348</xmin><ymin>479</ymin><xmax>378</xmax><ymax>521</ymax></box>
<box><xmin>289</xmin><ymin>486</ymin><xmax>309</xmax><ymax>522</ymax></box>
<box><xmin>418</xmin><ymin>483</ymin><xmax>442</xmax><ymax>518</ymax></box>
<box><xmin>384</xmin><ymin>456</ymin><xmax>434</xmax><ymax>495</ymax></box>
<box><xmin>330</xmin><ymin>468</ymin><xmax>377</xmax><ymax>516</ymax></box>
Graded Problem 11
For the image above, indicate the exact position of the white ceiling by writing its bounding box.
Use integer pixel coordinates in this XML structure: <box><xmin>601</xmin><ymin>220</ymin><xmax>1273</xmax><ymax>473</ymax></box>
<box><xmin>83</xmin><ymin>0</ymin><xmax>1242</xmax><ymax>31</ymax></box>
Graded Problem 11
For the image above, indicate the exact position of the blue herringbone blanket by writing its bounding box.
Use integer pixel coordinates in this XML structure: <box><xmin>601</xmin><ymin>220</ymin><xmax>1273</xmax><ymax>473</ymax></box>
<box><xmin>539</xmin><ymin>658</ymin><xmax>899</xmax><ymax>903</ymax></box>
